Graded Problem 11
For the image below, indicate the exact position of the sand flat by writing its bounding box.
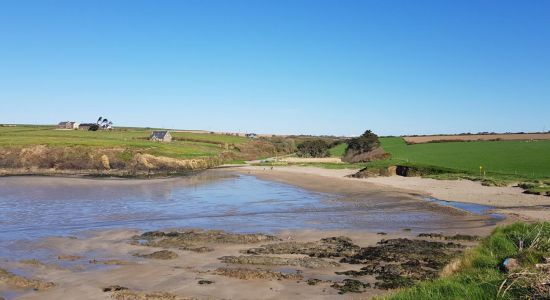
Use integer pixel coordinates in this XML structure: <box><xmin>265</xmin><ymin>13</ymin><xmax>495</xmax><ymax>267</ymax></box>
<box><xmin>235</xmin><ymin>166</ymin><xmax>550</xmax><ymax>221</ymax></box>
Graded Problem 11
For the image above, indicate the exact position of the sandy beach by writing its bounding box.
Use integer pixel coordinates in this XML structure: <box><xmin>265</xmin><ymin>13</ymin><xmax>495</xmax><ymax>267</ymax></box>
<box><xmin>234</xmin><ymin>166</ymin><xmax>550</xmax><ymax>222</ymax></box>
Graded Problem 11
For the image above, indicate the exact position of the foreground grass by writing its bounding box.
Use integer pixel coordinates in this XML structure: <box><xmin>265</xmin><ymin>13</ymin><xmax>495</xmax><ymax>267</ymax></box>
<box><xmin>383</xmin><ymin>222</ymin><xmax>550</xmax><ymax>300</ymax></box>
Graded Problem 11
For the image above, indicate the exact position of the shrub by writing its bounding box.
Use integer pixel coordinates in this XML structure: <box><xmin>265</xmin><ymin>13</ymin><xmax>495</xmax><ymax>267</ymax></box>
<box><xmin>297</xmin><ymin>140</ymin><xmax>330</xmax><ymax>158</ymax></box>
<box><xmin>343</xmin><ymin>130</ymin><xmax>385</xmax><ymax>162</ymax></box>
<box><xmin>269</xmin><ymin>137</ymin><xmax>297</xmax><ymax>154</ymax></box>
<box><xmin>346</xmin><ymin>130</ymin><xmax>380</xmax><ymax>154</ymax></box>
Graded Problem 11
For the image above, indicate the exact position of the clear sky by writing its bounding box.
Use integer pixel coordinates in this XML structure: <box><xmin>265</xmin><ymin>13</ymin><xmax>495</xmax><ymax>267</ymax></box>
<box><xmin>1</xmin><ymin>0</ymin><xmax>549</xmax><ymax>136</ymax></box>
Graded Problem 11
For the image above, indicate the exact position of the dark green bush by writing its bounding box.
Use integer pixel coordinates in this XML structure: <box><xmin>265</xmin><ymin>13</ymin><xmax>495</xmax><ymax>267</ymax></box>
<box><xmin>297</xmin><ymin>139</ymin><xmax>330</xmax><ymax>158</ymax></box>
<box><xmin>345</xmin><ymin>130</ymin><xmax>380</xmax><ymax>155</ymax></box>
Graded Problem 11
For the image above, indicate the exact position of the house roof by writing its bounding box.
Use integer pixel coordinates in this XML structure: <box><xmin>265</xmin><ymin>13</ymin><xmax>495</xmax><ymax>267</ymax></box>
<box><xmin>151</xmin><ymin>130</ymin><xmax>170</xmax><ymax>139</ymax></box>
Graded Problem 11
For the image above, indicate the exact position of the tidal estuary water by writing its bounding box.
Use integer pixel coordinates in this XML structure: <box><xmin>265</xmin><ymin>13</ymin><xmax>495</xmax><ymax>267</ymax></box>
<box><xmin>0</xmin><ymin>170</ymin><xmax>498</xmax><ymax>260</ymax></box>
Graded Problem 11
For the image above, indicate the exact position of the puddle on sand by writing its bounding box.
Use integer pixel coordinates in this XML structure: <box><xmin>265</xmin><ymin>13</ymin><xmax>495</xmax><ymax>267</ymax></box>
<box><xmin>1</xmin><ymin>290</ymin><xmax>26</xmax><ymax>300</ymax></box>
<box><xmin>424</xmin><ymin>197</ymin><xmax>505</xmax><ymax>222</ymax></box>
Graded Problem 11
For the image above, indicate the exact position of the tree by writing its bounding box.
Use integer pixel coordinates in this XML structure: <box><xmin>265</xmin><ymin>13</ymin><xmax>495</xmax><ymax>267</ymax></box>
<box><xmin>346</xmin><ymin>130</ymin><xmax>380</xmax><ymax>154</ymax></box>
<box><xmin>297</xmin><ymin>139</ymin><xmax>330</xmax><ymax>158</ymax></box>
<box><xmin>94</xmin><ymin>116</ymin><xmax>113</xmax><ymax>129</ymax></box>
<box><xmin>342</xmin><ymin>130</ymin><xmax>385</xmax><ymax>163</ymax></box>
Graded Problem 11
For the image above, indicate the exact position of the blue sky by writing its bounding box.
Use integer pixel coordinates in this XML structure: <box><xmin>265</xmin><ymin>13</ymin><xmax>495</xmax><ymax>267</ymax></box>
<box><xmin>1</xmin><ymin>0</ymin><xmax>549</xmax><ymax>136</ymax></box>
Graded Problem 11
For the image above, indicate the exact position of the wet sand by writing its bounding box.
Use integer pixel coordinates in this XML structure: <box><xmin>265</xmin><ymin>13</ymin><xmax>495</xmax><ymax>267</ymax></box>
<box><xmin>234</xmin><ymin>166</ymin><xmax>550</xmax><ymax>222</ymax></box>
<box><xmin>2</xmin><ymin>228</ymin><xmax>481</xmax><ymax>300</ymax></box>
<box><xmin>0</xmin><ymin>170</ymin><xmax>509</xmax><ymax>299</ymax></box>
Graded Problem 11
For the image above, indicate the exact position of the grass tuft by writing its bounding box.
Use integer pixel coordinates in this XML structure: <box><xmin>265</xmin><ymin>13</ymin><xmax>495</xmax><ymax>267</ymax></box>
<box><xmin>382</xmin><ymin>222</ymin><xmax>550</xmax><ymax>300</ymax></box>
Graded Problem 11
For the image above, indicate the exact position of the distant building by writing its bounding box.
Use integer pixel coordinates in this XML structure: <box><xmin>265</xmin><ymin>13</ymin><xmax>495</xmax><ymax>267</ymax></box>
<box><xmin>245</xmin><ymin>133</ymin><xmax>258</xmax><ymax>139</ymax></box>
<box><xmin>78</xmin><ymin>123</ymin><xmax>96</xmax><ymax>131</ymax></box>
<box><xmin>150</xmin><ymin>130</ymin><xmax>172</xmax><ymax>142</ymax></box>
<box><xmin>58</xmin><ymin>121</ymin><xmax>79</xmax><ymax>129</ymax></box>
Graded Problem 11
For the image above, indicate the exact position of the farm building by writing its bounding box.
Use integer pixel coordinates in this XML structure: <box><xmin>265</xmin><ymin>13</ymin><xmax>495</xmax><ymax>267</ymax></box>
<box><xmin>245</xmin><ymin>133</ymin><xmax>258</xmax><ymax>139</ymax></box>
<box><xmin>78</xmin><ymin>123</ymin><xmax>96</xmax><ymax>131</ymax></box>
<box><xmin>150</xmin><ymin>130</ymin><xmax>172</xmax><ymax>142</ymax></box>
<box><xmin>57</xmin><ymin>121</ymin><xmax>79</xmax><ymax>129</ymax></box>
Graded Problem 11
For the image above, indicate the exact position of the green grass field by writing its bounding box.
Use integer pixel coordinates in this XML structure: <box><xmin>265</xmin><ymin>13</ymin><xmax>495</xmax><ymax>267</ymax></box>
<box><xmin>325</xmin><ymin>136</ymin><xmax>550</xmax><ymax>187</ymax></box>
<box><xmin>0</xmin><ymin>125</ymin><xmax>245</xmax><ymax>159</ymax></box>
<box><xmin>328</xmin><ymin>143</ymin><xmax>347</xmax><ymax>157</ymax></box>
<box><xmin>371</xmin><ymin>137</ymin><xmax>550</xmax><ymax>180</ymax></box>
<box><xmin>171</xmin><ymin>131</ymin><xmax>247</xmax><ymax>145</ymax></box>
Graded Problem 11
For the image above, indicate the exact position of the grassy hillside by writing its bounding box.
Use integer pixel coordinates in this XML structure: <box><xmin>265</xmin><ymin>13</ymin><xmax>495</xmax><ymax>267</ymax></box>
<box><xmin>0</xmin><ymin>125</ymin><xmax>294</xmax><ymax>175</ymax></box>
<box><xmin>372</xmin><ymin>137</ymin><xmax>550</xmax><ymax>179</ymax></box>
<box><xmin>0</xmin><ymin>125</ymin><xmax>254</xmax><ymax>159</ymax></box>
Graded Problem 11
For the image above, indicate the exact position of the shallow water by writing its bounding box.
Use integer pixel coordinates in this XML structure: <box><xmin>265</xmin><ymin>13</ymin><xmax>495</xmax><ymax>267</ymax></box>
<box><xmin>424</xmin><ymin>197</ymin><xmax>504</xmax><ymax>220</ymax></box>
<box><xmin>0</xmin><ymin>171</ymin><xmax>497</xmax><ymax>256</ymax></box>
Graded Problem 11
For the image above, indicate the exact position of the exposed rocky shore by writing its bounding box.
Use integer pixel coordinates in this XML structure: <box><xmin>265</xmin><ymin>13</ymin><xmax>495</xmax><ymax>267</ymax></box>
<box><xmin>0</xmin><ymin>228</ymin><xmax>484</xmax><ymax>299</ymax></box>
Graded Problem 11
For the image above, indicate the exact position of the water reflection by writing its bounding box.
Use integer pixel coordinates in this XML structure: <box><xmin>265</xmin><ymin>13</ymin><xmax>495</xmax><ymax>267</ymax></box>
<box><xmin>0</xmin><ymin>170</ymin><xmax>497</xmax><ymax>243</ymax></box>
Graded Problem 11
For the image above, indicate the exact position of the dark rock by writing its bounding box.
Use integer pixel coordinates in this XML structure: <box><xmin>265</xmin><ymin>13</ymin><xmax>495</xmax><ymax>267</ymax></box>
<box><xmin>215</xmin><ymin>267</ymin><xmax>302</xmax><ymax>280</ymax></box>
<box><xmin>244</xmin><ymin>236</ymin><xmax>360</xmax><ymax>258</ymax></box>
<box><xmin>338</xmin><ymin>238</ymin><xmax>464</xmax><ymax>290</ymax></box>
<box><xmin>307</xmin><ymin>278</ymin><xmax>323</xmax><ymax>285</ymax></box>
<box><xmin>89</xmin><ymin>259</ymin><xmax>133</xmax><ymax>265</ymax></box>
<box><xmin>134</xmin><ymin>250</ymin><xmax>178</xmax><ymax>260</ymax></box>
<box><xmin>349</xmin><ymin>167</ymin><xmax>378</xmax><ymax>178</ymax></box>
<box><xmin>134</xmin><ymin>229</ymin><xmax>279</xmax><ymax>251</ymax></box>
<box><xmin>0</xmin><ymin>268</ymin><xmax>55</xmax><ymax>290</ymax></box>
<box><xmin>444</xmin><ymin>234</ymin><xmax>480</xmax><ymax>241</ymax></box>
<box><xmin>219</xmin><ymin>255</ymin><xmax>339</xmax><ymax>268</ymax></box>
<box><xmin>198</xmin><ymin>280</ymin><xmax>214</xmax><ymax>285</ymax></box>
<box><xmin>102</xmin><ymin>285</ymin><xmax>128</xmax><ymax>292</ymax></box>
<box><xmin>417</xmin><ymin>233</ymin><xmax>443</xmax><ymax>239</ymax></box>
<box><xmin>375</xmin><ymin>275</ymin><xmax>414</xmax><ymax>289</ymax></box>
<box><xmin>331</xmin><ymin>279</ymin><xmax>370</xmax><ymax>294</ymax></box>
